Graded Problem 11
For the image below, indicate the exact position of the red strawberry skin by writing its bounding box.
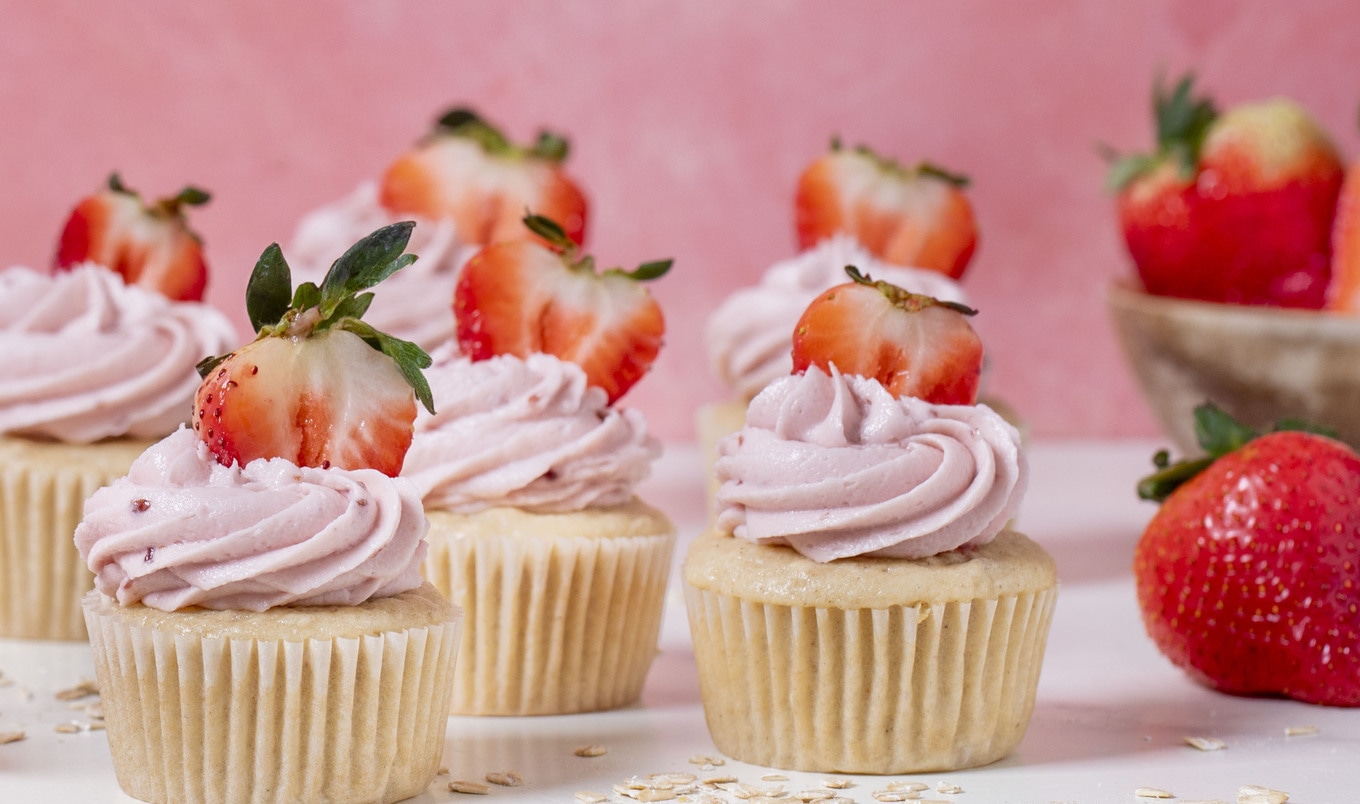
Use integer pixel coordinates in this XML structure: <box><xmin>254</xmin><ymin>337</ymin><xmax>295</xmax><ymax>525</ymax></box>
<box><xmin>193</xmin><ymin>331</ymin><xmax>417</xmax><ymax>477</ymax></box>
<box><xmin>454</xmin><ymin>239</ymin><xmax>665</xmax><ymax>404</ymax></box>
<box><xmin>789</xmin><ymin>277</ymin><xmax>982</xmax><ymax>404</ymax></box>
<box><xmin>1134</xmin><ymin>430</ymin><xmax>1360</xmax><ymax>706</ymax></box>
<box><xmin>380</xmin><ymin>135</ymin><xmax>587</xmax><ymax>248</ymax></box>
<box><xmin>795</xmin><ymin>147</ymin><xmax>978</xmax><ymax>279</ymax></box>
<box><xmin>55</xmin><ymin>181</ymin><xmax>209</xmax><ymax>302</ymax></box>
<box><xmin>1117</xmin><ymin>97</ymin><xmax>1343</xmax><ymax>309</ymax></box>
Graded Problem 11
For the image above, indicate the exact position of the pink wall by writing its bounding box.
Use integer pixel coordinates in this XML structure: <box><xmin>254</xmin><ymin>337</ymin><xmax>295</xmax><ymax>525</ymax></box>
<box><xmin>2</xmin><ymin>2</ymin><xmax>1357</xmax><ymax>444</ymax></box>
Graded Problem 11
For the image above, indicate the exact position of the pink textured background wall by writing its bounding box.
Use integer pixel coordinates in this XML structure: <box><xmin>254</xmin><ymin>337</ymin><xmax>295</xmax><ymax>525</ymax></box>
<box><xmin>2</xmin><ymin>2</ymin><xmax>1357</xmax><ymax>444</ymax></box>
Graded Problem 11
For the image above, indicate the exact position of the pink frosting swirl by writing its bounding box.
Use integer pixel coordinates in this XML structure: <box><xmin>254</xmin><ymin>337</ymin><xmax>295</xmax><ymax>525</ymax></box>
<box><xmin>75</xmin><ymin>428</ymin><xmax>428</xmax><ymax>612</ymax></box>
<box><xmin>402</xmin><ymin>349</ymin><xmax>660</xmax><ymax>513</ymax></box>
<box><xmin>714</xmin><ymin>366</ymin><xmax>1026</xmax><ymax>562</ymax></box>
<box><xmin>706</xmin><ymin>234</ymin><xmax>969</xmax><ymax>400</ymax></box>
<box><xmin>287</xmin><ymin>183</ymin><xmax>479</xmax><ymax>350</ymax></box>
<box><xmin>0</xmin><ymin>264</ymin><xmax>238</xmax><ymax>443</ymax></box>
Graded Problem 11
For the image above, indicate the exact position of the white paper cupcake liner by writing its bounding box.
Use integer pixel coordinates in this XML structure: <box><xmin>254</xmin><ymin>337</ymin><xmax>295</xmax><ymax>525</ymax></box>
<box><xmin>0</xmin><ymin>436</ymin><xmax>145</xmax><ymax>640</ymax></box>
<box><xmin>425</xmin><ymin>503</ymin><xmax>674</xmax><ymax>715</ymax></box>
<box><xmin>684</xmin><ymin>583</ymin><xmax>1057</xmax><ymax>773</ymax></box>
<box><xmin>84</xmin><ymin>587</ymin><xmax>459</xmax><ymax>804</ymax></box>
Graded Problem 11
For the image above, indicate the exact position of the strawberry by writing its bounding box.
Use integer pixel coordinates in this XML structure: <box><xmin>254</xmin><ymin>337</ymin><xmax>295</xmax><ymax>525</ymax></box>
<box><xmin>54</xmin><ymin>173</ymin><xmax>211</xmax><ymax>302</ymax></box>
<box><xmin>1325</xmin><ymin>162</ymin><xmax>1360</xmax><ymax>311</ymax></box>
<box><xmin>193</xmin><ymin>222</ymin><xmax>434</xmax><ymax>477</ymax></box>
<box><xmin>1108</xmin><ymin>74</ymin><xmax>1344</xmax><ymax>309</ymax></box>
<box><xmin>1134</xmin><ymin>403</ymin><xmax>1360</xmax><ymax>706</ymax></box>
<box><xmin>454</xmin><ymin>214</ymin><xmax>670</xmax><ymax>404</ymax></box>
<box><xmin>789</xmin><ymin>265</ymin><xmax>982</xmax><ymax>404</ymax></box>
<box><xmin>794</xmin><ymin>139</ymin><xmax>978</xmax><ymax>279</ymax></box>
<box><xmin>379</xmin><ymin>107</ymin><xmax>588</xmax><ymax>247</ymax></box>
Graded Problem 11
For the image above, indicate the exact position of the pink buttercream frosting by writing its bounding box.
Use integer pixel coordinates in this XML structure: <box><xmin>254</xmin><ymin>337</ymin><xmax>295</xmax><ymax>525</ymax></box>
<box><xmin>287</xmin><ymin>183</ymin><xmax>480</xmax><ymax>350</ymax></box>
<box><xmin>74</xmin><ymin>428</ymin><xmax>428</xmax><ymax>612</ymax></box>
<box><xmin>714</xmin><ymin>366</ymin><xmax>1026</xmax><ymax>562</ymax></box>
<box><xmin>706</xmin><ymin>234</ymin><xmax>969</xmax><ymax>400</ymax></box>
<box><xmin>0</xmin><ymin>264</ymin><xmax>238</xmax><ymax>443</ymax></box>
<box><xmin>402</xmin><ymin>348</ymin><xmax>660</xmax><ymax>514</ymax></box>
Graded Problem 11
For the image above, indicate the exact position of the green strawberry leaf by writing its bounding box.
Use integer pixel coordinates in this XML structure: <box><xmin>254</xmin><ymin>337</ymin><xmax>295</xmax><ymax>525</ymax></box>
<box><xmin>320</xmin><ymin>221</ymin><xmax>416</xmax><ymax>311</ymax></box>
<box><xmin>532</xmin><ymin>129</ymin><xmax>570</xmax><ymax>162</ymax></box>
<box><xmin>613</xmin><ymin>259</ymin><xmax>673</xmax><ymax>282</ymax></box>
<box><xmin>247</xmin><ymin>244</ymin><xmax>294</xmax><ymax>333</ymax></box>
<box><xmin>523</xmin><ymin>213</ymin><xmax>575</xmax><ymax>250</ymax></box>
<box><xmin>291</xmin><ymin>281</ymin><xmax>323</xmax><ymax>313</ymax></box>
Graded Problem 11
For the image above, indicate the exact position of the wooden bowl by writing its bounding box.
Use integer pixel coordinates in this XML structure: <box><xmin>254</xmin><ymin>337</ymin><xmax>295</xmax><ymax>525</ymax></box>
<box><xmin>1108</xmin><ymin>280</ymin><xmax>1360</xmax><ymax>455</ymax></box>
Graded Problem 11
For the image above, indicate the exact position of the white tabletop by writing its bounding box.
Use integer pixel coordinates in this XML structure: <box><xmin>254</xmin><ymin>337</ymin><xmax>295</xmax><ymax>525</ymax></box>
<box><xmin>1</xmin><ymin>441</ymin><xmax>1357</xmax><ymax>803</ymax></box>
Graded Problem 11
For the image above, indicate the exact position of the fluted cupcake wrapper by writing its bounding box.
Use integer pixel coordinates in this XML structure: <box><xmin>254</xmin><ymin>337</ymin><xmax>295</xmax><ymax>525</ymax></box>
<box><xmin>683</xmin><ymin>584</ymin><xmax>1058</xmax><ymax>774</ymax></box>
<box><xmin>0</xmin><ymin>436</ymin><xmax>146</xmax><ymax>640</ymax></box>
<box><xmin>83</xmin><ymin>591</ymin><xmax>460</xmax><ymax>804</ymax></box>
<box><xmin>425</xmin><ymin>507</ymin><xmax>674</xmax><ymax>716</ymax></box>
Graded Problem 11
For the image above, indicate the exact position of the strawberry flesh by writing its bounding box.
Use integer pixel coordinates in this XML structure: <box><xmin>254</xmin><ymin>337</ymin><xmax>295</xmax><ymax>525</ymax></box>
<box><xmin>790</xmin><ymin>269</ymin><xmax>981</xmax><ymax>404</ymax></box>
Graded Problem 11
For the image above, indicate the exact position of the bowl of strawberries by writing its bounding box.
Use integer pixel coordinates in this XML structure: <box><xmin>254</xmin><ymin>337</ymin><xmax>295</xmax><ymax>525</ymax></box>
<box><xmin>1106</xmin><ymin>73</ymin><xmax>1360</xmax><ymax>455</ymax></box>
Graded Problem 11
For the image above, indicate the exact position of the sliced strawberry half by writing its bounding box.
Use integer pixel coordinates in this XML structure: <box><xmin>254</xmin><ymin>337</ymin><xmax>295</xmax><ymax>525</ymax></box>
<box><xmin>454</xmin><ymin>214</ymin><xmax>670</xmax><ymax>404</ymax></box>
<box><xmin>380</xmin><ymin>107</ymin><xmax>588</xmax><ymax>247</ymax></box>
<box><xmin>193</xmin><ymin>222</ymin><xmax>434</xmax><ymax>476</ymax></box>
<box><xmin>54</xmin><ymin>173</ymin><xmax>211</xmax><ymax>302</ymax></box>
<box><xmin>795</xmin><ymin>140</ymin><xmax>978</xmax><ymax>279</ymax></box>
<box><xmin>1326</xmin><ymin>162</ymin><xmax>1360</xmax><ymax>311</ymax></box>
<box><xmin>790</xmin><ymin>265</ymin><xmax>982</xmax><ymax>404</ymax></box>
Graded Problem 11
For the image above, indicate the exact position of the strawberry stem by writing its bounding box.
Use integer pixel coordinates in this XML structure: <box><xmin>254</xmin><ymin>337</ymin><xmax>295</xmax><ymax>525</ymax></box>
<box><xmin>433</xmin><ymin>106</ymin><xmax>570</xmax><ymax>163</ymax></box>
<box><xmin>843</xmin><ymin>265</ymin><xmax>976</xmax><ymax>316</ymax></box>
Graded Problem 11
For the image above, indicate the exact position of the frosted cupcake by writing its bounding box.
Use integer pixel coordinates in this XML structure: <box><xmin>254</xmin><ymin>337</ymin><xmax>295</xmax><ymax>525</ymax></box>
<box><xmin>403</xmin><ymin>215</ymin><xmax>675</xmax><ymax>715</ymax></box>
<box><xmin>685</xmin><ymin>269</ymin><xmax>1055</xmax><ymax>773</ymax></box>
<box><xmin>287</xmin><ymin>107</ymin><xmax>587</xmax><ymax>350</ymax></box>
<box><xmin>76</xmin><ymin>223</ymin><xmax>460</xmax><ymax>804</ymax></box>
<box><xmin>0</xmin><ymin>176</ymin><xmax>236</xmax><ymax>640</ymax></box>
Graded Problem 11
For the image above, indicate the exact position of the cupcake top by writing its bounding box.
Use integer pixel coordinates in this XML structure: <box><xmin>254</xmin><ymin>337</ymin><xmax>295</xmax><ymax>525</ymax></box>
<box><xmin>75</xmin><ymin>222</ymin><xmax>438</xmax><ymax>613</ymax></box>
<box><xmin>714</xmin><ymin>365</ymin><xmax>1026</xmax><ymax>563</ymax></box>
<box><xmin>706</xmin><ymin>234</ymin><xmax>968</xmax><ymax>401</ymax></box>
<box><xmin>75</xmin><ymin>427</ymin><xmax>427</xmax><ymax>612</ymax></box>
<box><xmin>403</xmin><ymin>348</ymin><xmax>660</xmax><ymax>514</ymax></box>
<box><xmin>0</xmin><ymin>263</ymin><xmax>237</xmax><ymax>443</ymax></box>
<box><xmin>286</xmin><ymin>183</ymin><xmax>479</xmax><ymax>350</ymax></box>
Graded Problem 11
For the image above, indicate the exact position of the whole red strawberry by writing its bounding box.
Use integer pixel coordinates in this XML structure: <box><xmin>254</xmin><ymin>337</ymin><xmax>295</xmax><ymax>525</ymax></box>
<box><xmin>1134</xmin><ymin>403</ymin><xmax>1360</xmax><ymax>706</ymax></box>
<box><xmin>454</xmin><ymin>214</ymin><xmax>670</xmax><ymax>404</ymax></box>
<box><xmin>790</xmin><ymin>266</ymin><xmax>982</xmax><ymax>404</ymax></box>
<box><xmin>54</xmin><ymin>173</ymin><xmax>211</xmax><ymax>301</ymax></box>
<box><xmin>1108</xmin><ymin>74</ymin><xmax>1344</xmax><ymax>309</ymax></box>
<box><xmin>194</xmin><ymin>222</ymin><xmax>434</xmax><ymax>476</ymax></box>
<box><xmin>380</xmin><ymin>107</ymin><xmax>588</xmax><ymax>248</ymax></box>
<box><xmin>795</xmin><ymin>140</ymin><xmax>978</xmax><ymax>279</ymax></box>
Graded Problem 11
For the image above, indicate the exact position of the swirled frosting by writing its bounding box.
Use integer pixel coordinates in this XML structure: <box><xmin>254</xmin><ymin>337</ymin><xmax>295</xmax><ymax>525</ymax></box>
<box><xmin>287</xmin><ymin>182</ymin><xmax>479</xmax><ymax>350</ymax></box>
<box><xmin>74</xmin><ymin>428</ymin><xmax>428</xmax><ymax>612</ymax></box>
<box><xmin>706</xmin><ymin>234</ymin><xmax>969</xmax><ymax>400</ymax></box>
<box><xmin>402</xmin><ymin>349</ymin><xmax>660</xmax><ymax>513</ymax></box>
<box><xmin>0</xmin><ymin>264</ymin><xmax>238</xmax><ymax>443</ymax></box>
<box><xmin>714</xmin><ymin>366</ymin><xmax>1026</xmax><ymax>562</ymax></box>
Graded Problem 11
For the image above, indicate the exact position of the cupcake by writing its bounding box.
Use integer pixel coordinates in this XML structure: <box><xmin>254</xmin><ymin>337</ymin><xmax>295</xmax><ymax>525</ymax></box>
<box><xmin>75</xmin><ymin>223</ymin><xmax>460</xmax><ymax>804</ymax></box>
<box><xmin>287</xmin><ymin>106</ymin><xmax>587</xmax><ymax>350</ymax></box>
<box><xmin>684</xmin><ymin>269</ymin><xmax>1055</xmax><ymax>773</ymax></box>
<box><xmin>0</xmin><ymin>176</ymin><xmax>236</xmax><ymax>640</ymax></box>
<box><xmin>402</xmin><ymin>214</ymin><xmax>675</xmax><ymax>715</ymax></box>
<box><xmin>700</xmin><ymin>140</ymin><xmax>978</xmax><ymax>509</ymax></box>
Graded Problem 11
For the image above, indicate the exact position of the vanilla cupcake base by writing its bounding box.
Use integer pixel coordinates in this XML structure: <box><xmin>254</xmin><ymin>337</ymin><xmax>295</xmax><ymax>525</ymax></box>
<box><xmin>83</xmin><ymin>582</ymin><xmax>460</xmax><ymax>804</ymax></box>
<box><xmin>423</xmin><ymin>498</ymin><xmax>675</xmax><ymax>715</ymax></box>
<box><xmin>683</xmin><ymin>529</ymin><xmax>1057</xmax><ymax>774</ymax></box>
<box><xmin>0</xmin><ymin>434</ymin><xmax>150</xmax><ymax>640</ymax></box>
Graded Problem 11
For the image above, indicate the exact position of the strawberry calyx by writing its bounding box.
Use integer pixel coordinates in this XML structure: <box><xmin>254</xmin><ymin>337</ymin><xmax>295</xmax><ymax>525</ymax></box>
<box><xmin>105</xmin><ymin>172</ymin><xmax>212</xmax><ymax>222</ymax></box>
<box><xmin>835</xmin><ymin>264</ymin><xmax>977</xmax><ymax>317</ymax></box>
<box><xmin>522</xmin><ymin>213</ymin><xmax>672</xmax><ymax>280</ymax></box>
<box><xmin>1106</xmin><ymin>72</ymin><xmax>1219</xmax><ymax>192</ymax></box>
<box><xmin>1137</xmin><ymin>402</ymin><xmax>1335</xmax><ymax>502</ymax></box>
<box><xmin>197</xmin><ymin>221</ymin><xmax>435</xmax><ymax>414</ymax></box>
<box><xmin>828</xmin><ymin>137</ymin><xmax>971</xmax><ymax>188</ymax></box>
<box><xmin>431</xmin><ymin>106</ymin><xmax>569</xmax><ymax>164</ymax></box>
